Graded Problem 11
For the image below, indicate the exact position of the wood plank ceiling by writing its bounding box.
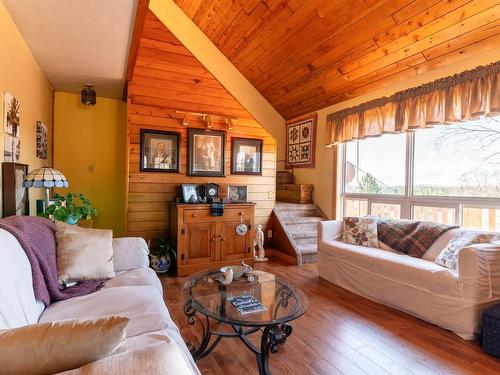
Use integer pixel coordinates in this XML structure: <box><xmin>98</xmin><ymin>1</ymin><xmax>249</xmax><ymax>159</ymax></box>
<box><xmin>174</xmin><ymin>0</ymin><xmax>500</xmax><ymax>119</ymax></box>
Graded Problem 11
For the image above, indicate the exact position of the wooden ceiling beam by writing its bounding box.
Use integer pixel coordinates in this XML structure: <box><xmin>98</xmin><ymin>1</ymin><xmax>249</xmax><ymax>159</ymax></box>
<box><xmin>122</xmin><ymin>0</ymin><xmax>150</xmax><ymax>101</ymax></box>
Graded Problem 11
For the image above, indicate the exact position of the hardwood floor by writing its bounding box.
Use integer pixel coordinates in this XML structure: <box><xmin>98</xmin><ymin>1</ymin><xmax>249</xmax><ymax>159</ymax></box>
<box><xmin>160</xmin><ymin>259</ymin><xmax>500</xmax><ymax>375</ymax></box>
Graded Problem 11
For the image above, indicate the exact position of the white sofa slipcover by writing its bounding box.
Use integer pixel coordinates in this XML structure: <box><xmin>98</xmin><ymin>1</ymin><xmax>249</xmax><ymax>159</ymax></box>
<box><xmin>317</xmin><ymin>220</ymin><xmax>500</xmax><ymax>340</ymax></box>
<box><xmin>0</xmin><ymin>229</ymin><xmax>200</xmax><ymax>374</ymax></box>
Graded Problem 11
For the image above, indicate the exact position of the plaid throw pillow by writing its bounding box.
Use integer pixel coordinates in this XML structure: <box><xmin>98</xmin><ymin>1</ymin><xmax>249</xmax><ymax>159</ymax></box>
<box><xmin>342</xmin><ymin>217</ymin><xmax>379</xmax><ymax>248</ymax></box>
<box><xmin>435</xmin><ymin>232</ymin><xmax>498</xmax><ymax>271</ymax></box>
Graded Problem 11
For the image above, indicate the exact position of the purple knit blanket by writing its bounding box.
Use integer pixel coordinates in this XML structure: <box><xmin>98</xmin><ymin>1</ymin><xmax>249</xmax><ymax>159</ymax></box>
<box><xmin>0</xmin><ymin>216</ymin><xmax>103</xmax><ymax>306</ymax></box>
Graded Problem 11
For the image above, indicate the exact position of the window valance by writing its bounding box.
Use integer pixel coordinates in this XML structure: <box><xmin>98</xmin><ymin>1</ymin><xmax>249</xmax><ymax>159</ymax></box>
<box><xmin>326</xmin><ymin>61</ymin><xmax>500</xmax><ymax>145</ymax></box>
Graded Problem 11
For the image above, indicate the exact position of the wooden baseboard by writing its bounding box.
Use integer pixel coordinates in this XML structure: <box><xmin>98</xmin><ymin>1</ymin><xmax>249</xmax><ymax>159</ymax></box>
<box><xmin>266</xmin><ymin>249</ymin><xmax>297</xmax><ymax>265</ymax></box>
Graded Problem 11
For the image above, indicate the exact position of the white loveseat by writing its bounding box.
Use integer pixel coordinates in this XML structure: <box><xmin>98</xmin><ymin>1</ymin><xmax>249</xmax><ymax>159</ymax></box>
<box><xmin>318</xmin><ymin>220</ymin><xmax>500</xmax><ymax>340</ymax></box>
<box><xmin>0</xmin><ymin>229</ymin><xmax>200</xmax><ymax>374</ymax></box>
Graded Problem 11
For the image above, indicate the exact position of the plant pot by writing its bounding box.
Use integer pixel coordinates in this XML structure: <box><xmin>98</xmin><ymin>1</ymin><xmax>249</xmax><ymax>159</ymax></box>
<box><xmin>78</xmin><ymin>218</ymin><xmax>94</xmax><ymax>228</ymax></box>
<box><xmin>150</xmin><ymin>254</ymin><xmax>171</xmax><ymax>274</ymax></box>
<box><xmin>66</xmin><ymin>215</ymin><xmax>79</xmax><ymax>225</ymax></box>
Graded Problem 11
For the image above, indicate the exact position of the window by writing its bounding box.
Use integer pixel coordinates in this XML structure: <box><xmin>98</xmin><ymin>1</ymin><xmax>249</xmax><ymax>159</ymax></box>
<box><xmin>344</xmin><ymin>134</ymin><xmax>406</xmax><ymax>195</ymax></box>
<box><xmin>340</xmin><ymin>116</ymin><xmax>500</xmax><ymax>229</ymax></box>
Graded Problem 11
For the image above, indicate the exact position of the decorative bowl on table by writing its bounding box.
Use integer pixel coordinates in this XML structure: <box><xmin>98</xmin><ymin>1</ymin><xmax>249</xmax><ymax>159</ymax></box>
<box><xmin>220</xmin><ymin>264</ymin><xmax>252</xmax><ymax>279</ymax></box>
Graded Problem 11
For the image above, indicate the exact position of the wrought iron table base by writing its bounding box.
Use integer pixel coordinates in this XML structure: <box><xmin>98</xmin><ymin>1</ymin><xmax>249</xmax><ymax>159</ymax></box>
<box><xmin>184</xmin><ymin>302</ymin><xmax>292</xmax><ymax>375</ymax></box>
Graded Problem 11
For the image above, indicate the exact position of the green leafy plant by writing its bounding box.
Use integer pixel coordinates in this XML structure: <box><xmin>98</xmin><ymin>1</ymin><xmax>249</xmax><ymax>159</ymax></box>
<box><xmin>151</xmin><ymin>237</ymin><xmax>177</xmax><ymax>261</ymax></box>
<box><xmin>39</xmin><ymin>192</ymin><xmax>98</xmax><ymax>223</ymax></box>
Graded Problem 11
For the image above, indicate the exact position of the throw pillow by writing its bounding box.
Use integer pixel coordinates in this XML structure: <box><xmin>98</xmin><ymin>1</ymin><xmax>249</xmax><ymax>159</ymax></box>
<box><xmin>342</xmin><ymin>216</ymin><xmax>379</xmax><ymax>248</ymax></box>
<box><xmin>0</xmin><ymin>316</ymin><xmax>128</xmax><ymax>375</ymax></box>
<box><xmin>435</xmin><ymin>232</ymin><xmax>498</xmax><ymax>271</ymax></box>
<box><xmin>55</xmin><ymin>221</ymin><xmax>115</xmax><ymax>284</ymax></box>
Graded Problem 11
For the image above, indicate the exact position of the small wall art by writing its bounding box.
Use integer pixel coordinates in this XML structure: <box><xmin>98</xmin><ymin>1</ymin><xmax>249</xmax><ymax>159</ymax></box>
<box><xmin>36</xmin><ymin>121</ymin><xmax>48</xmax><ymax>159</ymax></box>
<box><xmin>4</xmin><ymin>134</ymin><xmax>20</xmax><ymax>162</ymax></box>
<box><xmin>3</xmin><ymin>92</ymin><xmax>20</xmax><ymax>137</ymax></box>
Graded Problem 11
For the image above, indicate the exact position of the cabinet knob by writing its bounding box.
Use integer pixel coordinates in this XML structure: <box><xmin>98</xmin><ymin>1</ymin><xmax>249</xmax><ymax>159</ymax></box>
<box><xmin>191</xmin><ymin>213</ymin><xmax>197</xmax><ymax>217</ymax></box>
<box><xmin>220</xmin><ymin>237</ymin><xmax>225</xmax><ymax>242</ymax></box>
<box><xmin>239</xmin><ymin>212</ymin><xmax>243</xmax><ymax>216</ymax></box>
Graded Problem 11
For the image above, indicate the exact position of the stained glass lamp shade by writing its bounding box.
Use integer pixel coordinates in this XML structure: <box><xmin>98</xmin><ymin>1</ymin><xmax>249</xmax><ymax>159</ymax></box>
<box><xmin>23</xmin><ymin>167</ymin><xmax>68</xmax><ymax>209</ymax></box>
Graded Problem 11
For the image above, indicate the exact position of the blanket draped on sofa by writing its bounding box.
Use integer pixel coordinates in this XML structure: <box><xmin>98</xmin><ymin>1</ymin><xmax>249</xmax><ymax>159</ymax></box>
<box><xmin>377</xmin><ymin>218</ymin><xmax>458</xmax><ymax>258</ymax></box>
<box><xmin>0</xmin><ymin>216</ymin><xmax>103</xmax><ymax>305</ymax></box>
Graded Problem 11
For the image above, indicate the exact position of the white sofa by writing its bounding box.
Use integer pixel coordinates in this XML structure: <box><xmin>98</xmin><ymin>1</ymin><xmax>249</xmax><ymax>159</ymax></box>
<box><xmin>318</xmin><ymin>220</ymin><xmax>500</xmax><ymax>340</ymax></box>
<box><xmin>0</xmin><ymin>229</ymin><xmax>200</xmax><ymax>374</ymax></box>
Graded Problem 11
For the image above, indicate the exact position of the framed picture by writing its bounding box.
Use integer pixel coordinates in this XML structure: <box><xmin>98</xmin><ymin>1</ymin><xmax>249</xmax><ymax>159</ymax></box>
<box><xmin>2</xmin><ymin>162</ymin><xmax>29</xmax><ymax>217</ymax></box>
<box><xmin>228</xmin><ymin>185</ymin><xmax>248</xmax><ymax>202</ymax></box>
<box><xmin>3</xmin><ymin>92</ymin><xmax>20</xmax><ymax>137</ymax></box>
<box><xmin>187</xmin><ymin>128</ymin><xmax>226</xmax><ymax>177</ymax></box>
<box><xmin>231</xmin><ymin>137</ymin><xmax>263</xmax><ymax>175</ymax></box>
<box><xmin>36</xmin><ymin>121</ymin><xmax>48</xmax><ymax>159</ymax></box>
<box><xmin>4</xmin><ymin>134</ymin><xmax>20</xmax><ymax>162</ymax></box>
<box><xmin>140</xmin><ymin>129</ymin><xmax>180</xmax><ymax>172</ymax></box>
<box><xmin>181</xmin><ymin>184</ymin><xmax>199</xmax><ymax>203</ymax></box>
<box><xmin>286</xmin><ymin>113</ymin><xmax>317</xmax><ymax>169</ymax></box>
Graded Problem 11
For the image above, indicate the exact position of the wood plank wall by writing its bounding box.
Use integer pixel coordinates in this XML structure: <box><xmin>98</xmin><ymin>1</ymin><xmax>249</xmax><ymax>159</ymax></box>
<box><xmin>126</xmin><ymin>11</ymin><xmax>276</xmax><ymax>241</ymax></box>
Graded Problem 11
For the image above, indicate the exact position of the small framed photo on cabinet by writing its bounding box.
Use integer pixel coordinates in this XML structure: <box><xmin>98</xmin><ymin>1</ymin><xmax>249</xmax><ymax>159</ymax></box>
<box><xmin>227</xmin><ymin>185</ymin><xmax>248</xmax><ymax>203</ymax></box>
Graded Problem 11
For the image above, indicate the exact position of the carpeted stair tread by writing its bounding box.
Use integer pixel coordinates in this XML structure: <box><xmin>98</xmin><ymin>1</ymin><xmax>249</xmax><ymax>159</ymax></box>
<box><xmin>291</xmin><ymin>230</ymin><xmax>317</xmax><ymax>239</ymax></box>
<box><xmin>283</xmin><ymin>216</ymin><xmax>324</xmax><ymax>224</ymax></box>
<box><xmin>297</xmin><ymin>244</ymin><xmax>318</xmax><ymax>255</ymax></box>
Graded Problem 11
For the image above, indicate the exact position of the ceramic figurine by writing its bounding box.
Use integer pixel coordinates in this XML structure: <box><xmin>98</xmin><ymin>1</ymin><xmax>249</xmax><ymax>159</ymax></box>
<box><xmin>254</xmin><ymin>224</ymin><xmax>268</xmax><ymax>262</ymax></box>
<box><xmin>218</xmin><ymin>268</ymin><xmax>233</xmax><ymax>285</ymax></box>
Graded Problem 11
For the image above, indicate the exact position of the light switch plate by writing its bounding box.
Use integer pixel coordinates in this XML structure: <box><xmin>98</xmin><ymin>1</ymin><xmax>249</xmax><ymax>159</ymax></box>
<box><xmin>267</xmin><ymin>230</ymin><xmax>272</xmax><ymax>238</ymax></box>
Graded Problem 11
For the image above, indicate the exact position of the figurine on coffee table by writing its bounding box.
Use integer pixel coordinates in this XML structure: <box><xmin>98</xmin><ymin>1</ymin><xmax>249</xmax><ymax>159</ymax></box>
<box><xmin>254</xmin><ymin>224</ymin><xmax>268</xmax><ymax>262</ymax></box>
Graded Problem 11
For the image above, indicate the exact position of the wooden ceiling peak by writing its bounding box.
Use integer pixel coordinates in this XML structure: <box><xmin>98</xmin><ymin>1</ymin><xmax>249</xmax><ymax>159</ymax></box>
<box><xmin>175</xmin><ymin>0</ymin><xmax>500</xmax><ymax>119</ymax></box>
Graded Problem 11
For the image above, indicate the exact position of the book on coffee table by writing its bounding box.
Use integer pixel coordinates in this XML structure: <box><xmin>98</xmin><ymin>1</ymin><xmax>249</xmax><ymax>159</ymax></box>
<box><xmin>230</xmin><ymin>295</ymin><xmax>267</xmax><ymax>315</ymax></box>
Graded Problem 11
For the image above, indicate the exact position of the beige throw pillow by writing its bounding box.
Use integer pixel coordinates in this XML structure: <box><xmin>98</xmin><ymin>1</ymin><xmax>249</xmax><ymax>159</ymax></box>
<box><xmin>435</xmin><ymin>232</ymin><xmax>498</xmax><ymax>271</ymax></box>
<box><xmin>342</xmin><ymin>216</ymin><xmax>379</xmax><ymax>248</ymax></box>
<box><xmin>0</xmin><ymin>316</ymin><xmax>128</xmax><ymax>375</ymax></box>
<box><xmin>55</xmin><ymin>221</ymin><xmax>115</xmax><ymax>284</ymax></box>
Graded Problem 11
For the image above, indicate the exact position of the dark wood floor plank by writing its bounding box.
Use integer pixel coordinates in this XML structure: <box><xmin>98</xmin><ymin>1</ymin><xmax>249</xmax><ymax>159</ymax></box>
<box><xmin>160</xmin><ymin>258</ymin><xmax>500</xmax><ymax>374</ymax></box>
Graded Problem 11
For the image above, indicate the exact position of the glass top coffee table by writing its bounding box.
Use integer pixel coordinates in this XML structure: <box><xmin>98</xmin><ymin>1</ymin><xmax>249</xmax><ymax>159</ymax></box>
<box><xmin>182</xmin><ymin>269</ymin><xmax>309</xmax><ymax>375</ymax></box>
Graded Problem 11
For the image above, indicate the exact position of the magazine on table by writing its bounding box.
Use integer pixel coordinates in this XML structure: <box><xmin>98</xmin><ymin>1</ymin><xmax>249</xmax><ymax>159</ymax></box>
<box><xmin>230</xmin><ymin>294</ymin><xmax>267</xmax><ymax>315</ymax></box>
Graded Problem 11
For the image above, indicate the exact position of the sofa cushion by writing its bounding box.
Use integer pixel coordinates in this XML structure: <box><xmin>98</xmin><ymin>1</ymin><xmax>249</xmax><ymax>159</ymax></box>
<box><xmin>342</xmin><ymin>217</ymin><xmax>378</xmax><ymax>248</ymax></box>
<box><xmin>435</xmin><ymin>232</ymin><xmax>498</xmax><ymax>271</ymax></box>
<box><xmin>0</xmin><ymin>316</ymin><xmax>128</xmax><ymax>375</ymax></box>
<box><xmin>103</xmin><ymin>267</ymin><xmax>162</xmax><ymax>294</ymax></box>
<box><xmin>0</xmin><ymin>229</ymin><xmax>45</xmax><ymax>329</ymax></box>
<box><xmin>112</xmin><ymin>237</ymin><xmax>149</xmax><ymax>272</ymax></box>
<box><xmin>39</xmin><ymin>286</ymin><xmax>170</xmax><ymax>337</ymax></box>
<box><xmin>55</xmin><ymin>221</ymin><xmax>115</xmax><ymax>284</ymax></box>
<box><xmin>422</xmin><ymin>228</ymin><xmax>462</xmax><ymax>261</ymax></box>
<box><xmin>58</xmin><ymin>336</ymin><xmax>195</xmax><ymax>375</ymax></box>
<box><xmin>322</xmin><ymin>240</ymin><xmax>459</xmax><ymax>296</ymax></box>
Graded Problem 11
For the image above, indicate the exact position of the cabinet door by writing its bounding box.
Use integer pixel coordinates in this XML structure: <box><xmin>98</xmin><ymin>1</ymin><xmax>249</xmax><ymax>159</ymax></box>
<box><xmin>220</xmin><ymin>221</ymin><xmax>252</xmax><ymax>261</ymax></box>
<box><xmin>183</xmin><ymin>222</ymin><xmax>217</xmax><ymax>265</ymax></box>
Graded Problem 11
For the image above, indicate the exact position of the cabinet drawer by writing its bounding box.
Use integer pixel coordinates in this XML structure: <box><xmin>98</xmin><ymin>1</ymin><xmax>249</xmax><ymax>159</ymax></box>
<box><xmin>183</xmin><ymin>207</ymin><xmax>252</xmax><ymax>223</ymax></box>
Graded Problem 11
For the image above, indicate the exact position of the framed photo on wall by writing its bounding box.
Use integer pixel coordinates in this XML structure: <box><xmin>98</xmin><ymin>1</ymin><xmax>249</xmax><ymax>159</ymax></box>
<box><xmin>36</xmin><ymin>121</ymin><xmax>48</xmax><ymax>159</ymax></box>
<box><xmin>187</xmin><ymin>128</ymin><xmax>226</xmax><ymax>177</ymax></box>
<box><xmin>140</xmin><ymin>129</ymin><xmax>180</xmax><ymax>172</ymax></box>
<box><xmin>231</xmin><ymin>137</ymin><xmax>263</xmax><ymax>175</ymax></box>
<box><xmin>2</xmin><ymin>162</ymin><xmax>29</xmax><ymax>217</ymax></box>
<box><xmin>286</xmin><ymin>113</ymin><xmax>317</xmax><ymax>169</ymax></box>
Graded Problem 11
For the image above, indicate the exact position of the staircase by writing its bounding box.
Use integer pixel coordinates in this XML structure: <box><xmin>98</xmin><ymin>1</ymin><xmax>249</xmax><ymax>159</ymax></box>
<box><xmin>273</xmin><ymin>202</ymin><xmax>327</xmax><ymax>265</ymax></box>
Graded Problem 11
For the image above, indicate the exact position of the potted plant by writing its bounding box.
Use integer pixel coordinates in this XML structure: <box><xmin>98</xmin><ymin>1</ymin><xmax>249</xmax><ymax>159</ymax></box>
<box><xmin>77</xmin><ymin>194</ymin><xmax>98</xmax><ymax>228</ymax></box>
<box><xmin>149</xmin><ymin>238</ymin><xmax>176</xmax><ymax>274</ymax></box>
<box><xmin>39</xmin><ymin>192</ymin><xmax>98</xmax><ymax>226</ymax></box>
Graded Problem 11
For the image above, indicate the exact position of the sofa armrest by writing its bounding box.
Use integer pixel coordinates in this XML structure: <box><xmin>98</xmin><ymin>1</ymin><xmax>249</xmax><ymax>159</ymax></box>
<box><xmin>317</xmin><ymin>220</ymin><xmax>343</xmax><ymax>244</ymax></box>
<box><xmin>458</xmin><ymin>242</ymin><xmax>500</xmax><ymax>302</ymax></box>
<box><xmin>112</xmin><ymin>237</ymin><xmax>150</xmax><ymax>272</ymax></box>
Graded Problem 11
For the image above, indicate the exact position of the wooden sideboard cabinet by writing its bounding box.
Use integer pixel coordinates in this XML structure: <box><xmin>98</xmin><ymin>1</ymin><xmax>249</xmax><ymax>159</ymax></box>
<box><xmin>169</xmin><ymin>203</ymin><xmax>256</xmax><ymax>276</ymax></box>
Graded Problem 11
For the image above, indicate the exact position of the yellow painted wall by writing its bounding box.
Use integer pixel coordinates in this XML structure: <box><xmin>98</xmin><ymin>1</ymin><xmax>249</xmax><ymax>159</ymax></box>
<box><xmin>0</xmin><ymin>3</ymin><xmax>53</xmax><ymax>216</ymax></box>
<box><xmin>53</xmin><ymin>92</ymin><xmax>127</xmax><ymax>236</ymax></box>
<box><xmin>278</xmin><ymin>48</ymin><xmax>500</xmax><ymax>219</ymax></box>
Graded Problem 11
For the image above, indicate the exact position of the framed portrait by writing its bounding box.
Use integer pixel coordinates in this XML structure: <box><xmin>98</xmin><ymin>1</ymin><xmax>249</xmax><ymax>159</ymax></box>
<box><xmin>227</xmin><ymin>185</ymin><xmax>248</xmax><ymax>202</ymax></box>
<box><xmin>2</xmin><ymin>162</ymin><xmax>29</xmax><ymax>217</ymax></box>
<box><xmin>286</xmin><ymin>113</ymin><xmax>317</xmax><ymax>169</ymax></box>
<box><xmin>187</xmin><ymin>128</ymin><xmax>226</xmax><ymax>177</ymax></box>
<box><xmin>4</xmin><ymin>134</ymin><xmax>20</xmax><ymax>162</ymax></box>
<box><xmin>181</xmin><ymin>184</ymin><xmax>199</xmax><ymax>203</ymax></box>
<box><xmin>36</xmin><ymin>121</ymin><xmax>48</xmax><ymax>159</ymax></box>
<box><xmin>231</xmin><ymin>137</ymin><xmax>263</xmax><ymax>175</ymax></box>
<box><xmin>3</xmin><ymin>92</ymin><xmax>20</xmax><ymax>137</ymax></box>
<box><xmin>140</xmin><ymin>129</ymin><xmax>180</xmax><ymax>172</ymax></box>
